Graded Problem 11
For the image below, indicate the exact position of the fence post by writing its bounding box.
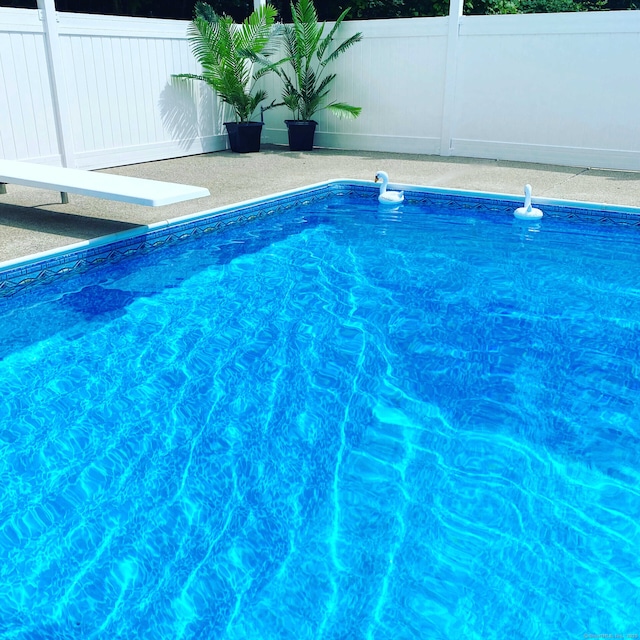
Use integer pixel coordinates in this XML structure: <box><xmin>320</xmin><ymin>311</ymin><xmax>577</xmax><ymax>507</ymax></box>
<box><xmin>37</xmin><ymin>0</ymin><xmax>76</xmax><ymax>168</ymax></box>
<box><xmin>440</xmin><ymin>0</ymin><xmax>464</xmax><ymax>156</ymax></box>
<box><xmin>253</xmin><ymin>0</ymin><xmax>266</xmax><ymax>10</ymax></box>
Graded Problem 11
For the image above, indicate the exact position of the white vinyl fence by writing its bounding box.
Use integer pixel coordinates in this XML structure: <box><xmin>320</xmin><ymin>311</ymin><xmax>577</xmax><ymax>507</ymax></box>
<box><xmin>1</xmin><ymin>4</ymin><xmax>639</xmax><ymax>171</ymax></box>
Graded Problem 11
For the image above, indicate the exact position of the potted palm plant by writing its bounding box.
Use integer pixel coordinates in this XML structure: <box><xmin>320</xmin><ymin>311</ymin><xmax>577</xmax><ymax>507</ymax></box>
<box><xmin>274</xmin><ymin>0</ymin><xmax>363</xmax><ymax>151</ymax></box>
<box><xmin>174</xmin><ymin>2</ymin><xmax>278</xmax><ymax>153</ymax></box>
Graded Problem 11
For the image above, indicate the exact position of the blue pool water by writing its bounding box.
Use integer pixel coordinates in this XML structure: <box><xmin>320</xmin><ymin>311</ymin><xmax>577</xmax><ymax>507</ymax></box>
<box><xmin>0</xmin><ymin>186</ymin><xmax>639</xmax><ymax>639</ymax></box>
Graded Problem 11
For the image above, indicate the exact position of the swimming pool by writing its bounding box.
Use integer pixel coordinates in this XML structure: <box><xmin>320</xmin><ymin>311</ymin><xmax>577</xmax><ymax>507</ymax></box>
<box><xmin>0</xmin><ymin>181</ymin><xmax>639</xmax><ymax>639</ymax></box>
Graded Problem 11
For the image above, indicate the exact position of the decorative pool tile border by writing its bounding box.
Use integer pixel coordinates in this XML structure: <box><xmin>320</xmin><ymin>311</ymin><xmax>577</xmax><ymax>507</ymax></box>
<box><xmin>1</xmin><ymin>181</ymin><xmax>639</xmax><ymax>299</ymax></box>
<box><xmin>344</xmin><ymin>183</ymin><xmax>640</xmax><ymax>225</ymax></box>
<box><xmin>0</xmin><ymin>184</ymin><xmax>336</xmax><ymax>298</ymax></box>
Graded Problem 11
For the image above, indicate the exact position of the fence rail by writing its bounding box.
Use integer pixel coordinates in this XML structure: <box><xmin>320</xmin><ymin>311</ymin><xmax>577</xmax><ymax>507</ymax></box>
<box><xmin>1</xmin><ymin>5</ymin><xmax>638</xmax><ymax>171</ymax></box>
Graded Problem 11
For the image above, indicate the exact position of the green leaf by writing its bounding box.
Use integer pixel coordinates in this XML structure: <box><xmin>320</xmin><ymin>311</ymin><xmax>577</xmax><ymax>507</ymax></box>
<box><xmin>326</xmin><ymin>102</ymin><xmax>362</xmax><ymax>119</ymax></box>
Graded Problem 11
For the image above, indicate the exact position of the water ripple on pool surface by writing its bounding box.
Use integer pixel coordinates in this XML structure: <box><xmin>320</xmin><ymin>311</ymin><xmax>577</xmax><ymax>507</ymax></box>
<box><xmin>0</xmin><ymin>198</ymin><xmax>639</xmax><ymax>638</ymax></box>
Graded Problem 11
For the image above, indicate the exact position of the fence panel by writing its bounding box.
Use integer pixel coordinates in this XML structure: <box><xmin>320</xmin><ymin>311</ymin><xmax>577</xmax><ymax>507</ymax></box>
<box><xmin>0</xmin><ymin>9</ymin><xmax>59</xmax><ymax>163</ymax></box>
<box><xmin>0</xmin><ymin>7</ymin><xmax>638</xmax><ymax>171</ymax></box>
<box><xmin>451</xmin><ymin>12</ymin><xmax>640</xmax><ymax>170</ymax></box>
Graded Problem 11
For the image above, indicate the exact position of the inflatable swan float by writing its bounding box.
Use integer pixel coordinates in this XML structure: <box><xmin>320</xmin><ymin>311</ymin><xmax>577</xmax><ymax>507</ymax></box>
<box><xmin>514</xmin><ymin>184</ymin><xmax>543</xmax><ymax>220</ymax></box>
<box><xmin>375</xmin><ymin>171</ymin><xmax>404</xmax><ymax>205</ymax></box>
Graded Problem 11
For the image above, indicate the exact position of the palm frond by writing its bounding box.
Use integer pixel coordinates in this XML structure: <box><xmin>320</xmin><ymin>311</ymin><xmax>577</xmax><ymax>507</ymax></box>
<box><xmin>172</xmin><ymin>73</ymin><xmax>207</xmax><ymax>83</ymax></box>
<box><xmin>235</xmin><ymin>4</ymin><xmax>278</xmax><ymax>56</ymax></box>
<box><xmin>326</xmin><ymin>102</ymin><xmax>362</xmax><ymax>119</ymax></box>
<box><xmin>281</xmin><ymin>25</ymin><xmax>298</xmax><ymax>61</ymax></box>
<box><xmin>317</xmin><ymin>7</ymin><xmax>351</xmax><ymax>61</ymax></box>
<box><xmin>321</xmin><ymin>33</ymin><xmax>363</xmax><ymax>67</ymax></box>
<box><xmin>292</xmin><ymin>0</ymin><xmax>318</xmax><ymax>26</ymax></box>
<box><xmin>194</xmin><ymin>0</ymin><xmax>217</xmax><ymax>22</ymax></box>
<box><xmin>311</xmin><ymin>72</ymin><xmax>336</xmax><ymax>98</ymax></box>
<box><xmin>248</xmin><ymin>89</ymin><xmax>269</xmax><ymax>117</ymax></box>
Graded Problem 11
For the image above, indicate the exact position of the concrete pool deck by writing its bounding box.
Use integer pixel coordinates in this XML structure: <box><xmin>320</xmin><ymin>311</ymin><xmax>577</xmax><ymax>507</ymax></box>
<box><xmin>1</xmin><ymin>145</ymin><xmax>639</xmax><ymax>264</ymax></box>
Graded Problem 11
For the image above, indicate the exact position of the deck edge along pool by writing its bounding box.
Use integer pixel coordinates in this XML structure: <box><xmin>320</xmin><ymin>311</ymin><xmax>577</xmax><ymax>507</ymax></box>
<box><xmin>1</xmin><ymin>178</ymin><xmax>639</xmax><ymax>299</ymax></box>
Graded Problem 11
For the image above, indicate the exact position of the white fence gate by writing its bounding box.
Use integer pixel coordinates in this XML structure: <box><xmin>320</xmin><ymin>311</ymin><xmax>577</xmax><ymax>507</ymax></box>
<box><xmin>1</xmin><ymin>3</ymin><xmax>639</xmax><ymax>171</ymax></box>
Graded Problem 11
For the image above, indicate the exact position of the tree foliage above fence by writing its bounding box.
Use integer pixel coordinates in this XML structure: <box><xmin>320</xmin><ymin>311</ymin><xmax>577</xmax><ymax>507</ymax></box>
<box><xmin>1</xmin><ymin>0</ymin><xmax>637</xmax><ymax>19</ymax></box>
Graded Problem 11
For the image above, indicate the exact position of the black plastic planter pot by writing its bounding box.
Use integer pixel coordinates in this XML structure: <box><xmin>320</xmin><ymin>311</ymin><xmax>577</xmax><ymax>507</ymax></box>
<box><xmin>285</xmin><ymin>120</ymin><xmax>318</xmax><ymax>151</ymax></box>
<box><xmin>224</xmin><ymin>121</ymin><xmax>264</xmax><ymax>153</ymax></box>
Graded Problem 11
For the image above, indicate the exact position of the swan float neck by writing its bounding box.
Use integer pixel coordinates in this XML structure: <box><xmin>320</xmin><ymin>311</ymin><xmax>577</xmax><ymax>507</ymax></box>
<box><xmin>514</xmin><ymin>184</ymin><xmax>543</xmax><ymax>220</ymax></box>
<box><xmin>374</xmin><ymin>171</ymin><xmax>404</xmax><ymax>205</ymax></box>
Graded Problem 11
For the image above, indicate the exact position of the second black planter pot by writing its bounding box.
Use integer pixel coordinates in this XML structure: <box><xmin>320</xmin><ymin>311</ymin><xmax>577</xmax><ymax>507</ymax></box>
<box><xmin>224</xmin><ymin>121</ymin><xmax>264</xmax><ymax>153</ymax></box>
<box><xmin>285</xmin><ymin>120</ymin><xmax>318</xmax><ymax>151</ymax></box>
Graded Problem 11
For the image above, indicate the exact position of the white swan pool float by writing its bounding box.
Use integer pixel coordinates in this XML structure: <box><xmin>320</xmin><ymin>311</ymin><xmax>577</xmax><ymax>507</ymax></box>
<box><xmin>514</xmin><ymin>184</ymin><xmax>543</xmax><ymax>220</ymax></box>
<box><xmin>375</xmin><ymin>171</ymin><xmax>404</xmax><ymax>205</ymax></box>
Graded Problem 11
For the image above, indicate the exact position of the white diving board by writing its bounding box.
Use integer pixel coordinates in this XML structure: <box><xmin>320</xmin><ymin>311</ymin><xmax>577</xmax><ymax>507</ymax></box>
<box><xmin>0</xmin><ymin>159</ymin><xmax>210</xmax><ymax>207</ymax></box>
